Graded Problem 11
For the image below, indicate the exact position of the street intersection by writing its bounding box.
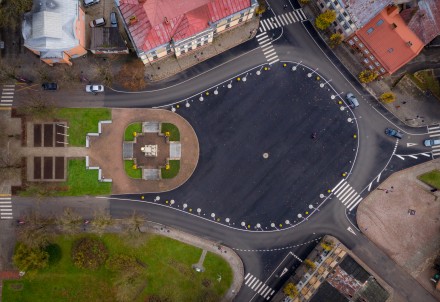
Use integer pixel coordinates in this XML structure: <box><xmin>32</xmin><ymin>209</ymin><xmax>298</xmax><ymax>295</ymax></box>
<box><xmin>7</xmin><ymin>1</ymin><xmax>440</xmax><ymax>301</ymax></box>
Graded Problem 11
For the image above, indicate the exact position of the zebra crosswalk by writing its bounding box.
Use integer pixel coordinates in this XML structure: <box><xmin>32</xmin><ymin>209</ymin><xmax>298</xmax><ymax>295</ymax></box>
<box><xmin>255</xmin><ymin>32</ymin><xmax>279</xmax><ymax>65</ymax></box>
<box><xmin>0</xmin><ymin>196</ymin><xmax>13</xmax><ymax>219</ymax></box>
<box><xmin>259</xmin><ymin>9</ymin><xmax>307</xmax><ymax>32</ymax></box>
<box><xmin>332</xmin><ymin>179</ymin><xmax>363</xmax><ymax>211</ymax></box>
<box><xmin>244</xmin><ymin>273</ymin><xmax>275</xmax><ymax>300</ymax></box>
<box><xmin>427</xmin><ymin>124</ymin><xmax>440</xmax><ymax>158</ymax></box>
<box><xmin>1</xmin><ymin>85</ymin><xmax>15</xmax><ymax>108</ymax></box>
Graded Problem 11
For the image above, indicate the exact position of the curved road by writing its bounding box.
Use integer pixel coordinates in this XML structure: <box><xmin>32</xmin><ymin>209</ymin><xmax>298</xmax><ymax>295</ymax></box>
<box><xmin>11</xmin><ymin>1</ymin><xmax>439</xmax><ymax>301</ymax></box>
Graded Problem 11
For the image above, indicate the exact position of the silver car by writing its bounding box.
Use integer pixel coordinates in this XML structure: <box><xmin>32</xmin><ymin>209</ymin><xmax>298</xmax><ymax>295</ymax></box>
<box><xmin>346</xmin><ymin>93</ymin><xmax>360</xmax><ymax>108</ymax></box>
<box><xmin>423</xmin><ymin>139</ymin><xmax>440</xmax><ymax>147</ymax></box>
<box><xmin>86</xmin><ymin>85</ymin><xmax>104</xmax><ymax>94</ymax></box>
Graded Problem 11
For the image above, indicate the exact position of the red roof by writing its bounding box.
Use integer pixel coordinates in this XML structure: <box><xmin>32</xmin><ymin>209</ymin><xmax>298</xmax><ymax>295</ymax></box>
<box><xmin>356</xmin><ymin>6</ymin><xmax>424</xmax><ymax>75</ymax></box>
<box><xmin>405</xmin><ymin>0</ymin><xmax>440</xmax><ymax>45</ymax></box>
<box><xmin>120</xmin><ymin>0</ymin><xmax>250</xmax><ymax>52</ymax></box>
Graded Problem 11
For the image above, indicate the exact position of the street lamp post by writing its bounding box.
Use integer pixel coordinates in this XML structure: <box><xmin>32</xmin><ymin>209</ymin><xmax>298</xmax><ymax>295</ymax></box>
<box><xmin>331</xmin><ymin>92</ymin><xmax>343</xmax><ymax>100</ymax></box>
<box><xmin>307</xmin><ymin>68</ymin><xmax>319</xmax><ymax>78</ymax></box>
<box><xmin>309</xmin><ymin>204</ymin><xmax>319</xmax><ymax>212</ymax></box>
<box><xmin>291</xmin><ymin>61</ymin><xmax>302</xmax><ymax>71</ymax></box>
<box><xmin>319</xmin><ymin>78</ymin><xmax>332</xmax><ymax>88</ymax></box>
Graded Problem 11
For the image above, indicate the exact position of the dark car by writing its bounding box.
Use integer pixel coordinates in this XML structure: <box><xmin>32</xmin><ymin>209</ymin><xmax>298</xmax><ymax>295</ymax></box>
<box><xmin>110</xmin><ymin>12</ymin><xmax>118</xmax><ymax>27</ymax></box>
<box><xmin>83</xmin><ymin>0</ymin><xmax>100</xmax><ymax>7</ymax></box>
<box><xmin>42</xmin><ymin>83</ymin><xmax>58</xmax><ymax>90</ymax></box>
<box><xmin>385</xmin><ymin>128</ymin><xmax>403</xmax><ymax>139</ymax></box>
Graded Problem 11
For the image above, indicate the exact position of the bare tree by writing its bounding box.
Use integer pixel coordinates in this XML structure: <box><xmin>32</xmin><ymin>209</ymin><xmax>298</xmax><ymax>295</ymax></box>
<box><xmin>91</xmin><ymin>210</ymin><xmax>113</xmax><ymax>236</ymax></box>
<box><xmin>57</xmin><ymin>208</ymin><xmax>82</xmax><ymax>234</ymax></box>
<box><xmin>17</xmin><ymin>210</ymin><xmax>53</xmax><ymax>249</ymax></box>
<box><xmin>16</xmin><ymin>92</ymin><xmax>56</xmax><ymax>120</ymax></box>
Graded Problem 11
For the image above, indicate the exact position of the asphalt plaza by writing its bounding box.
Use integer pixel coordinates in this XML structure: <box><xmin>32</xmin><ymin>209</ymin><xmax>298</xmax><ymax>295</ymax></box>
<box><xmin>119</xmin><ymin>63</ymin><xmax>358</xmax><ymax>229</ymax></box>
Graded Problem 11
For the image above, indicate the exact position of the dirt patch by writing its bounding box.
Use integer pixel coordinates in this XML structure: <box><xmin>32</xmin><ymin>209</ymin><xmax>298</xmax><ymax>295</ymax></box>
<box><xmin>357</xmin><ymin>159</ymin><xmax>440</xmax><ymax>300</ymax></box>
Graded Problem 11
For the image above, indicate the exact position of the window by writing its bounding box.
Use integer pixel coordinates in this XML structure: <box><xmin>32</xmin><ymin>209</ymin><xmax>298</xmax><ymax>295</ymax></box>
<box><xmin>333</xmin><ymin>21</ymin><xmax>337</xmax><ymax>26</ymax></box>
<box><xmin>188</xmin><ymin>46</ymin><xmax>192</xmax><ymax>51</ymax></box>
<box><xmin>348</xmin><ymin>20</ymin><xmax>353</xmax><ymax>25</ymax></box>
<box><xmin>320</xmin><ymin>2</ymin><xmax>324</xmax><ymax>8</ymax></box>
<box><xmin>343</xmin><ymin>12</ymin><xmax>348</xmax><ymax>17</ymax></box>
<box><xmin>369</xmin><ymin>55</ymin><xmax>374</xmax><ymax>60</ymax></box>
<box><xmin>391</xmin><ymin>22</ymin><xmax>397</xmax><ymax>29</ymax></box>
<box><xmin>181</xmin><ymin>50</ymin><xmax>186</xmax><ymax>54</ymax></box>
<box><xmin>197</xmin><ymin>43</ymin><xmax>201</xmax><ymax>47</ymax></box>
<box><xmin>359</xmin><ymin>43</ymin><xmax>364</xmax><ymax>48</ymax></box>
<box><xmin>387</xmin><ymin>48</ymin><xmax>394</xmax><ymax>53</ymax></box>
<box><xmin>227</xmin><ymin>17</ymin><xmax>232</xmax><ymax>23</ymax></box>
<box><xmin>348</xmin><ymin>39</ymin><xmax>354</xmax><ymax>45</ymax></box>
<box><xmin>240</xmin><ymin>12</ymin><xmax>245</xmax><ymax>17</ymax></box>
<box><xmin>225</xmin><ymin>24</ymin><xmax>230</xmax><ymax>29</ymax></box>
<box><xmin>376</xmin><ymin>19</ymin><xmax>384</xmax><ymax>26</ymax></box>
<box><xmin>337</xmin><ymin>15</ymin><xmax>344</xmax><ymax>22</ymax></box>
<box><xmin>364</xmin><ymin>49</ymin><xmax>369</xmax><ymax>54</ymax></box>
<box><xmin>374</xmin><ymin>62</ymin><xmax>380</xmax><ymax>66</ymax></box>
<box><xmin>366</xmin><ymin>27</ymin><xmax>374</xmax><ymax>34</ymax></box>
<box><xmin>364</xmin><ymin>58</ymin><xmax>369</xmax><ymax>63</ymax></box>
<box><xmin>354</xmin><ymin>36</ymin><xmax>359</xmax><ymax>41</ymax></box>
<box><xmin>343</xmin><ymin>23</ymin><xmax>349</xmax><ymax>29</ymax></box>
<box><xmin>380</xmin><ymin>68</ymin><xmax>385</xmax><ymax>73</ymax></box>
<box><xmin>369</xmin><ymin>65</ymin><xmax>374</xmax><ymax>70</ymax></box>
<box><xmin>153</xmin><ymin>55</ymin><xmax>158</xmax><ymax>59</ymax></box>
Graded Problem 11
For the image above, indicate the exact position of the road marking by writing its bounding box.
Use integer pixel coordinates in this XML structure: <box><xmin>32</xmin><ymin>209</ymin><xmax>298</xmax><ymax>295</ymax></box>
<box><xmin>244</xmin><ymin>273</ymin><xmax>274</xmax><ymax>299</ymax></box>
<box><xmin>376</xmin><ymin>173</ymin><xmax>381</xmax><ymax>183</ymax></box>
<box><xmin>407</xmin><ymin>142</ymin><xmax>417</xmax><ymax>147</ymax></box>
<box><xmin>280</xmin><ymin>267</ymin><xmax>288</xmax><ymax>277</ymax></box>
<box><xmin>347</xmin><ymin>226</ymin><xmax>357</xmax><ymax>235</ymax></box>
<box><xmin>421</xmin><ymin>153</ymin><xmax>431</xmax><ymax>157</ymax></box>
<box><xmin>348</xmin><ymin>196</ymin><xmax>363</xmax><ymax>211</ymax></box>
<box><xmin>367</xmin><ymin>182</ymin><xmax>372</xmax><ymax>191</ymax></box>
<box><xmin>395</xmin><ymin>155</ymin><xmax>405</xmax><ymax>160</ymax></box>
<box><xmin>408</xmin><ymin>155</ymin><xmax>418</xmax><ymax>159</ymax></box>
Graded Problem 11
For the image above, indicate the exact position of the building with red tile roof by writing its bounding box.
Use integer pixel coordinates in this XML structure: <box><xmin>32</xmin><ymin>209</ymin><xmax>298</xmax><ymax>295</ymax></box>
<box><xmin>346</xmin><ymin>5</ymin><xmax>424</xmax><ymax>76</ymax></box>
<box><xmin>116</xmin><ymin>0</ymin><xmax>258</xmax><ymax>65</ymax></box>
<box><xmin>404</xmin><ymin>0</ymin><xmax>440</xmax><ymax>46</ymax></box>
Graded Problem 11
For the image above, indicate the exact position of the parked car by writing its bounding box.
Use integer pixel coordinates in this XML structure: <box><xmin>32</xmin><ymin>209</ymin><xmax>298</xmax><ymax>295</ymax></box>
<box><xmin>385</xmin><ymin>128</ymin><xmax>403</xmax><ymax>139</ymax></box>
<box><xmin>424</xmin><ymin>138</ymin><xmax>440</xmax><ymax>147</ymax></box>
<box><xmin>346</xmin><ymin>92</ymin><xmax>359</xmax><ymax>108</ymax></box>
<box><xmin>83</xmin><ymin>0</ymin><xmax>100</xmax><ymax>7</ymax></box>
<box><xmin>86</xmin><ymin>85</ymin><xmax>104</xmax><ymax>94</ymax></box>
<box><xmin>110</xmin><ymin>12</ymin><xmax>118</xmax><ymax>27</ymax></box>
<box><xmin>90</xmin><ymin>17</ymin><xmax>105</xmax><ymax>28</ymax></box>
<box><xmin>42</xmin><ymin>83</ymin><xmax>58</xmax><ymax>91</ymax></box>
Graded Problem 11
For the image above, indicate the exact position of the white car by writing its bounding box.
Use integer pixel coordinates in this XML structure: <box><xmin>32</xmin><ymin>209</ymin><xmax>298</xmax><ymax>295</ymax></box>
<box><xmin>424</xmin><ymin>139</ymin><xmax>440</xmax><ymax>147</ymax></box>
<box><xmin>86</xmin><ymin>85</ymin><xmax>104</xmax><ymax>94</ymax></box>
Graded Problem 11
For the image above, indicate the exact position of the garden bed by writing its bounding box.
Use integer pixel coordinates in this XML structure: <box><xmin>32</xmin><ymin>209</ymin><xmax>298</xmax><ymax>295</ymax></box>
<box><xmin>161</xmin><ymin>123</ymin><xmax>180</xmax><ymax>141</ymax></box>
<box><xmin>124</xmin><ymin>160</ymin><xmax>142</xmax><ymax>179</ymax></box>
<box><xmin>161</xmin><ymin>160</ymin><xmax>180</xmax><ymax>179</ymax></box>
<box><xmin>124</xmin><ymin>122</ymin><xmax>142</xmax><ymax>141</ymax></box>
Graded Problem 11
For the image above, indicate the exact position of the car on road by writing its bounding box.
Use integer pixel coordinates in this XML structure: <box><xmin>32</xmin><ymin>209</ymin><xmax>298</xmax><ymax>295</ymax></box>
<box><xmin>42</xmin><ymin>83</ymin><xmax>58</xmax><ymax>91</ymax></box>
<box><xmin>83</xmin><ymin>0</ymin><xmax>100</xmax><ymax>7</ymax></box>
<box><xmin>90</xmin><ymin>17</ymin><xmax>105</xmax><ymax>28</ymax></box>
<box><xmin>385</xmin><ymin>128</ymin><xmax>403</xmax><ymax>139</ymax></box>
<box><xmin>110</xmin><ymin>12</ymin><xmax>118</xmax><ymax>27</ymax></box>
<box><xmin>346</xmin><ymin>93</ymin><xmax>360</xmax><ymax>108</ymax></box>
<box><xmin>424</xmin><ymin>138</ymin><xmax>440</xmax><ymax>147</ymax></box>
<box><xmin>86</xmin><ymin>85</ymin><xmax>104</xmax><ymax>94</ymax></box>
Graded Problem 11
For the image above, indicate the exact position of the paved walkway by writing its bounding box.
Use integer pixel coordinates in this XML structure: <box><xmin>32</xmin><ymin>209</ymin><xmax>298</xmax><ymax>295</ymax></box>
<box><xmin>88</xmin><ymin>109</ymin><xmax>199</xmax><ymax>194</ymax></box>
<box><xmin>357</xmin><ymin>159</ymin><xmax>440</xmax><ymax>301</ymax></box>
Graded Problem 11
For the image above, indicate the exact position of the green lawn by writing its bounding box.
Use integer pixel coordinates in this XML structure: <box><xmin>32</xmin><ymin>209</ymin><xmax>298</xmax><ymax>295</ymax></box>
<box><xmin>20</xmin><ymin>159</ymin><xmax>111</xmax><ymax>196</ymax></box>
<box><xmin>161</xmin><ymin>123</ymin><xmax>180</xmax><ymax>141</ymax></box>
<box><xmin>3</xmin><ymin>234</ymin><xmax>232</xmax><ymax>302</ymax></box>
<box><xmin>412</xmin><ymin>70</ymin><xmax>440</xmax><ymax>99</ymax></box>
<box><xmin>124</xmin><ymin>160</ymin><xmax>142</xmax><ymax>179</ymax></box>
<box><xmin>124</xmin><ymin>123</ymin><xmax>142</xmax><ymax>141</ymax></box>
<box><xmin>56</xmin><ymin>108</ymin><xmax>111</xmax><ymax>146</ymax></box>
<box><xmin>161</xmin><ymin>160</ymin><xmax>180</xmax><ymax>179</ymax></box>
<box><xmin>418</xmin><ymin>169</ymin><xmax>440</xmax><ymax>190</ymax></box>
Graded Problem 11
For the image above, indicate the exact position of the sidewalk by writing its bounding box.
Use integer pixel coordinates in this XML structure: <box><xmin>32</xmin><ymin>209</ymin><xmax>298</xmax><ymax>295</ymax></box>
<box><xmin>301</xmin><ymin>3</ymin><xmax>440</xmax><ymax>128</ymax></box>
<box><xmin>143</xmin><ymin>18</ymin><xmax>260</xmax><ymax>82</ymax></box>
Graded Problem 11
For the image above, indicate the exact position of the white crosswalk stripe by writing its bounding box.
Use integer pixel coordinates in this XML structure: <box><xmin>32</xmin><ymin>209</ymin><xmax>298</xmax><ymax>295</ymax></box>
<box><xmin>0</xmin><ymin>196</ymin><xmax>13</xmax><ymax>219</ymax></box>
<box><xmin>1</xmin><ymin>85</ymin><xmax>15</xmax><ymax>107</ymax></box>
<box><xmin>244</xmin><ymin>273</ymin><xmax>275</xmax><ymax>300</ymax></box>
<box><xmin>259</xmin><ymin>9</ymin><xmax>308</xmax><ymax>32</ymax></box>
<box><xmin>332</xmin><ymin>180</ymin><xmax>363</xmax><ymax>211</ymax></box>
<box><xmin>426</xmin><ymin>124</ymin><xmax>440</xmax><ymax>158</ymax></box>
<box><xmin>256</xmin><ymin>32</ymin><xmax>279</xmax><ymax>65</ymax></box>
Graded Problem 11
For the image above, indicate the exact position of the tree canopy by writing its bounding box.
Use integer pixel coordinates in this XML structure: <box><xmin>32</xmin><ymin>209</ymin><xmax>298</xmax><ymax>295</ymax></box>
<box><xmin>315</xmin><ymin>10</ymin><xmax>336</xmax><ymax>30</ymax></box>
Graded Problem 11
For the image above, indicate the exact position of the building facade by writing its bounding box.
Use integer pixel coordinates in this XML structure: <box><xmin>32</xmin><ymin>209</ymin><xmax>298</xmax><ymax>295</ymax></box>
<box><xmin>116</xmin><ymin>0</ymin><xmax>258</xmax><ymax>65</ymax></box>
<box><xmin>22</xmin><ymin>0</ymin><xmax>87</xmax><ymax>66</ymax></box>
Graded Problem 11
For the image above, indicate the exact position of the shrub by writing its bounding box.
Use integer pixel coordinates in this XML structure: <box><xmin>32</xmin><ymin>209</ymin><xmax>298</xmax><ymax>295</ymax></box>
<box><xmin>283</xmin><ymin>282</ymin><xmax>298</xmax><ymax>298</ymax></box>
<box><xmin>71</xmin><ymin>237</ymin><xmax>109</xmax><ymax>269</ymax></box>
<box><xmin>300</xmin><ymin>0</ymin><xmax>310</xmax><ymax>4</ymax></box>
<box><xmin>380</xmin><ymin>92</ymin><xmax>396</xmax><ymax>103</ymax></box>
<box><xmin>329</xmin><ymin>33</ymin><xmax>343</xmax><ymax>48</ymax></box>
<box><xmin>358</xmin><ymin>70</ymin><xmax>378</xmax><ymax>83</ymax></box>
<box><xmin>304</xmin><ymin>259</ymin><xmax>316</xmax><ymax>270</ymax></box>
<box><xmin>13</xmin><ymin>243</ymin><xmax>49</xmax><ymax>271</ymax></box>
<box><xmin>255</xmin><ymin>0</ymin><xmax>267</xmax><ymax>15</ymax></box>
<box><xmin>321</xmin><ymin>241</ymin><xmax>334</xmax><ymax>251</ymax></box>
<box><xmin>315</xmin><ymin>10</ymin><xmax>336</xmax><ymax>30</ymax></box>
